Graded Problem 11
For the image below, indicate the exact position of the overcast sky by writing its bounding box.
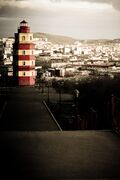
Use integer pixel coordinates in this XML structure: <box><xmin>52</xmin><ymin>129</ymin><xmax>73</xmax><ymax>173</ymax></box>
<box><xmin>0</xmin><ymin>0</ymin><xmax>120</xmax><ymax>39</ymax></box>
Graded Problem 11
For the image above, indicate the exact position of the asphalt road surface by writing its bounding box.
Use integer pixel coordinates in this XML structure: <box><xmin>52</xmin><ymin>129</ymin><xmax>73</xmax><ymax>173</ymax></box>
<box><xmin>0</xmin><ymin>87</ymin><xmax>60</xmax><ymax>131</ymax></box>
<box><xmin>0</xmin><ymin>87</ymin><xmax>120</xmax><ymax>179</ymax></box>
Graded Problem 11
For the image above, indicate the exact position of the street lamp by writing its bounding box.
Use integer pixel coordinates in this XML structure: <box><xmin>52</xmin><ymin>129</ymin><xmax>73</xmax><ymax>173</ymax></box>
<box><xmin>74</xmin><ymin>89</ymin><xmax>80</xmax><ymax>129</ymax></box>
<box><xmin>74</xmin><ymin>89</ymin><xmax>79</xmax><ymax>104</ymax></box>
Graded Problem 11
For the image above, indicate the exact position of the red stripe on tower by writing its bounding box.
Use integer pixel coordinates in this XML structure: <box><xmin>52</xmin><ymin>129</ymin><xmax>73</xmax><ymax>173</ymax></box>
<box><xmin>18</xmin><ymin>44</ymin><xmax>35</xmax><ymax>50</ymax></box>
<box><xmin>18</xmin><ymin>55</ymin><xmax>35</xmax><ymax>61</ymax></box>
<box><xmin>18</xmin><ymin>66</ymin><xmax>35</xmax><ymax>71</ymax></box>
<box><xmin>18</xmin><ymin>77</ymin><xmax>35</xmax><ymax>86</ymax></box>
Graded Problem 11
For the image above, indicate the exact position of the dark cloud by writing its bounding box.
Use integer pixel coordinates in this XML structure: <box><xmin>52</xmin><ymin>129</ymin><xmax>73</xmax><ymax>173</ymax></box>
<box><xmin>0</xmin><ymin>18</ymin><xmax>18</xmax><ymax>37</ymax></box>
<box><xmin>50</xmin><ymin>0</ymin><xmax>120</xmax><ymax>11</ymax></box>
<box><xmin>0</xmin><ymin>1</ymin><xmax>58</xmax><ymax>19</ymax></box>
<box><xmin>112</xmin><ymin>0</ymin><xmax>120</xmax><ymax>11</ymax></box>
<box><xmin>83</xmin><ymin>0</ymin><xmax>120</xmax><ymax>11</ymax></box>
<box><xmin>0</xmin><ymin>0</ymin><xmax>120</xmax><ymax>11</ymax></box>
<box><xmin>0</xmin><ymin>0</ymin><xmax>119</xmax><ymax>20</ymax></box>
<box><xmin>0</xmin><ymin>6</ymin><xmax>29</xmax><ymax>18</ymax></box>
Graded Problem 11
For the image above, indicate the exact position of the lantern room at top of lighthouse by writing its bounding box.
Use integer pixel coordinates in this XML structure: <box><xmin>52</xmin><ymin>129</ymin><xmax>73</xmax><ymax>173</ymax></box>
<box><xmin>18</xmin><ymin>20</ymin><xmax>30</xmax><ymax>33</ymax></box>
<box><xmin>20</xmin><ymin>20</ymin><xmax>28</xmax><ymax>27</ymax></box>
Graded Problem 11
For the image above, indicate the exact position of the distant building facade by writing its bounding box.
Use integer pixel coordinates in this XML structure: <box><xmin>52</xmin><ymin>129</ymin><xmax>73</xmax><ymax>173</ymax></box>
<box><xmin>13</xmin><ymin>20</ymin><xmax>35</xmax><ymax>86</ymax></box>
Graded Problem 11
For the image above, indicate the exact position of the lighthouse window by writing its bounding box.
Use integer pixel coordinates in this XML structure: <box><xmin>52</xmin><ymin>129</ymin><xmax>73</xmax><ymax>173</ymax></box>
<box><xmin>23</xmin><ymin>61</ymin><xmax>25</xmax><ymax>65</ymax></box>
<box><xmin>30</xmin><ymin>36</ymin><xmax>32</xmax><ymax>40</ymax></box>
<box><xmin>23</xmin><ymin>72</ymin><xmax>26</xmax><ymax>76</ymax></box>
<box><xmin>22</xmin><ymin>36</ymin><xmax>25</xmax><ymax>41</ymax></box>
<box><xmin>22</xmin><ymin>50</ymin><xmax>25</xmax><ymax>55</ymax></box>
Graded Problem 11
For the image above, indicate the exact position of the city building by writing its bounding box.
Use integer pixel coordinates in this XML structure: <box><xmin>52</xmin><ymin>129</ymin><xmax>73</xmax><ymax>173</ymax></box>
<box><xmin>13</xmin><ymin>20</ymin><xmax>35</xmax><ymax>86</ymax></box>
<box><xmin>3</xmin><ymin>37</ymin><xmax>14</xmax><ymax>66</ymax></box>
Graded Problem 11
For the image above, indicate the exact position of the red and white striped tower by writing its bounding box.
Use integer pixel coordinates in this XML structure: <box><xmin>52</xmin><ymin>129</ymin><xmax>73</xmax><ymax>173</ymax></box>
<box><xmin>13</xmin><ymin>20</ymin><xmax>35</xmax><ymax>86</ymax></box>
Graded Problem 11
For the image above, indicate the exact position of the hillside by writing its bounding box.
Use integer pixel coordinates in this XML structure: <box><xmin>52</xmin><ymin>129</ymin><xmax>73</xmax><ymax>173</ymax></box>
<box><xmin>33</xmin><ymin>32</ymin><xmax>77</xmax><ymax>45</ymax></box>
<box><xmin>33</xmin><ymin>33</ymin><xmax>120</xmax><ymax>45</ymax></box>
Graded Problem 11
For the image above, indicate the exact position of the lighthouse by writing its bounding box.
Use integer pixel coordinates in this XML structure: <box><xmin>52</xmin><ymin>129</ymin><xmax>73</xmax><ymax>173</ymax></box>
<box><xmin>13</xmin><ymin>20</ymin><xmax>35</xmax><ymax>86</ymax></box>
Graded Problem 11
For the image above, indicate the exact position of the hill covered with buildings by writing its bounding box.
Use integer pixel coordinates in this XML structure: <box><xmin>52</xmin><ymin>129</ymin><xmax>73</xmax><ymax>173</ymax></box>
<box><xmin>1</xmin><ymin>32</ymin><xmax>120</xmax><ymax>82</ymax></box>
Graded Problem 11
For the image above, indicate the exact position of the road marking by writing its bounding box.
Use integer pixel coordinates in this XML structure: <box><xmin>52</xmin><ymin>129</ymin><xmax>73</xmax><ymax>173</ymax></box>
<box><xmin>43</xmin><ymin>100</ymin><xmax>62</xmax><ymax>131</ymax></box>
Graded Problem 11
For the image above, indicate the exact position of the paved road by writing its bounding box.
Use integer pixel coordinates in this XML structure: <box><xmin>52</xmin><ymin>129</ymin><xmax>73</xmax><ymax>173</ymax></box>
<box><xmin>0</xmin><ymin>87</ymin><xmax>120</xmax><ymax>179</ymax></box>
<box><xmin>0</xmin><ymin>130</ymin><xmax>120</xmax><ymax>179</ymax></box>
<box><xmin>0</xmin><ymin>87</ymin><xmax>60</xmax><ymax>131</ymax></box>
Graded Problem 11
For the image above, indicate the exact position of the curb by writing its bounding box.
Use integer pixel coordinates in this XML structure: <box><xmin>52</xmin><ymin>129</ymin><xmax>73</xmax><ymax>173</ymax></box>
<box><xmin>43</xmin><ymin>100</ymin><xmax>62</xmax><ymax>131</ymax></box>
